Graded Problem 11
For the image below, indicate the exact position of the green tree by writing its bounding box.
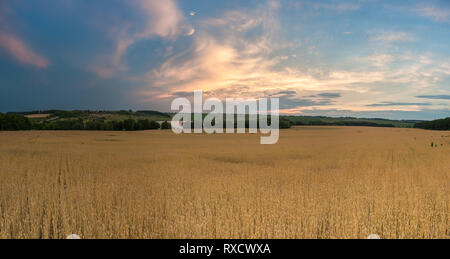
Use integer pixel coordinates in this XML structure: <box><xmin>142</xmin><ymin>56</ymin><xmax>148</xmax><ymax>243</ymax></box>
<box><xmin>149</xmin><ymin>121</ymin><xmax>160</xmax><ymax>130</ymax></box>
<box><xmin>123</xmin><ymin>119</ymin><xmax>135</xmax><ymax>131</ymax></box>
<box><xmin>161</xmin><ymin>121</ymin><xmax>171</xmax><ymax>130</ymax></box>
<box><xmin>0</xmin><ymin>114</ymin><xmax>32</xmax><ymax>131</ymax></box>
<box><xmin>136</xmin><ymin>119</ymin><xmax>151</xmax><ymax>130</ymax></box>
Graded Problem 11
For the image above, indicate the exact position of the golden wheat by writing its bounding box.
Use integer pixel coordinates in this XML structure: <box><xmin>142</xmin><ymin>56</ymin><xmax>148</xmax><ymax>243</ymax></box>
<box><xmin>0</xmin><ymin>127</ymin><xmax>448</xmax><ymax>239</ymax></box>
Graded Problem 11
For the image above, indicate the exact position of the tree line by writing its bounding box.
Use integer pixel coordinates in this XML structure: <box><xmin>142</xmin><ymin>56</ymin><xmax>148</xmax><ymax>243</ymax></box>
<box><xmin>35</xmin><ymin>119</ymin><xmax>173</xmax><ymax>131</ymax></box>
<box><xmin>0</xmin><ymin>113</ymin><xmax>32</xmax><ymax>130</ymax></box>
<box><xmin>0</xmin><ymin>113</ymin><xmax>291</xmax><ymax>131</ymax></box>
<box><xmin>2</xmin><ymin>112</ymin><xmax>415</xmax><ymax>131</ymax></box>
<box><xmin>8</xmin><ymin>110</ymin><xmax>171</xmax><ymax>119</ymax></box>
<box><xmin>189</xmin><ymin>116</ymin><xmax>293</xmax><ymax>129</ymax></box>
<box><xmin>292</xmin><ymin>120</ymin><xmax>395</xmax><ymax>127</ymax></box>
<box><xmin>0</xmin><ymin>113</ymin><xmax>171</xmax><ymax>131</ymax></box>
<box><xmin>414</xmin><ymin>118</ymin><xmax>450</xmax><ymax>130</ymax></box>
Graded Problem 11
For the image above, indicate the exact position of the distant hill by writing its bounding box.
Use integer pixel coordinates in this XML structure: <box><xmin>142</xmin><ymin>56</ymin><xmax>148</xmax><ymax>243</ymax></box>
<box><xmin>284</xmin><ymin>116</ymin><xmax>418</xmax><ymax>128</ymax></box>
<box><xmin>9</xmin><ymin>110</ymin><xmax>171</xmax><ymax>121</ymax></box>
<box><xmin>1</xmin><ymin>110</ymin><xmax>427</xmax><ymax>131</ymax></box>
<box><xmin>414</xmin><ymin>118</ymin><xmax>450</xmax><ymax>130</ymax></box>
<box><xmin>2</xmin><ymin>110</ymin><xmax>171</xmax><ymax>131</ymax></box>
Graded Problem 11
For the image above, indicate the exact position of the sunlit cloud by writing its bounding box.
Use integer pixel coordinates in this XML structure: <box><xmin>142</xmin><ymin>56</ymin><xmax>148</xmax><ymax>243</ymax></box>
<box><xmin>1</xmin><ymin>0</ymin><xmax>448</xmax><ymax>119</ymax></box>
<box><xmin>184</xmin><ymin>27</ymin><xmax>196</xmax><ymax>36</ymax></box>
<box><xmin>92</xmin><ymin>0</ymin><xmax>193</xmax><ymax>78</ymax></box>
<box><xmin>130</xmin><ymin>0</ymin><xmax>450</xmax><ymax>115</ymax></box>
<box><xmin>0</xmin><ymin>3</ymin><xmax>49</xmax><ymax>69</ymax></box>
<box><xmin>0</xmin><ymin>32</ymin><xmax>49</xmax><ymax>69</ymax></box>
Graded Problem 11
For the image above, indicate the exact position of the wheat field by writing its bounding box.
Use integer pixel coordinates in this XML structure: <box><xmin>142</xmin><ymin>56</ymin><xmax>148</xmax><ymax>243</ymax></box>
<box><xmin>0</xmin><ymin>127</ymin><xmax>448</xmax><ymax>239</ymax></box>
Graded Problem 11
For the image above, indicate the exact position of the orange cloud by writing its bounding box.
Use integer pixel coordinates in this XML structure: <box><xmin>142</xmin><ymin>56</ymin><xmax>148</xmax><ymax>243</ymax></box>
<box><xmin>131</xmin><ymin>0</ymin><xmax>450</xmax><ymax>114</ymax></box>
<box><xmin>0</xmin><ymin>32</ymin><xmax>49</xmax><ymax>68</ymax></box>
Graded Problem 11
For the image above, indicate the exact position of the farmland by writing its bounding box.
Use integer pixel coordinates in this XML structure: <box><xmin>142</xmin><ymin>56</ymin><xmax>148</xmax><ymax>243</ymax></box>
<box><xmin>0</xmin><ymin>127</ymin><xmax>448</xmax><ymax>239</ymax></box>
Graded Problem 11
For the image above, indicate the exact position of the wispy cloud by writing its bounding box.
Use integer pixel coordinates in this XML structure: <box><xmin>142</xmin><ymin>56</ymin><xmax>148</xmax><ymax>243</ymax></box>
<box><xmin>0</xmin><ymin>2</ymin><xmax>49</xmax><ymax>69</ymax></box>
<box><xmin>290</xmin><ymin>1</ymin><xmax>361</xmax><ymax>13</ymax></box>
<box><xmin>370</xmin><ymin>31</ymin><xmax>415</xmax><ymax>43</ymax></box>
<box><xmin>415</xmin><ymin>5</ymin><xmax>450</xmax><ymax>22</ymax></box>
<box><xmin>85</xmin><ymin>0</ymin><xmax>450</xmax><ymax>116</ymax></box>
<box><xmin>279</xmin><ymin>96</ymin><xmax>332</xmax><ymax>109</ymax></box>
<box><xmin>367</xmin><ymin>54</ymin><xmax>395</xmax><ymax>67</ymax></box>
<box><xmin>311</xmin><ymin>2</ymin><xmax>361</xmax><ymax>12</ymax></box>
<box><xmin>367</xmin><ymin>102</ymin><xmax>431</xmax><ymax>107</ymax></box>
<box><xmin>141</xmin><ymin>1</ymin><xmax>285</xmax><ymax>98</ymax></box>
<box><xmin>136</xmin><ymin>0</ymin><xmax>450</xmax><ymax>114</ymax></box>
<box><xmin>0</xmin><ymin>31</ymin><xmax>49</xmax><ymax>68</ymax></box>
<box><xmin>316</xmin><ymin>93</ymin><xmax>342</xmax><ymax>98</ymax></box>
<box><xmin>272</xmin><ymin>90</ymin><xmax>297</xmax><ymax>96</ymax></box>
<box><xmin>416</xmin><ymin>95</ymin><xmax>450</xmax><ymax>100</ymax></box>
<box><xmin>92</xmin><ymin>0</ymin><xmax>193</xmax><ymax>78</ymax></box>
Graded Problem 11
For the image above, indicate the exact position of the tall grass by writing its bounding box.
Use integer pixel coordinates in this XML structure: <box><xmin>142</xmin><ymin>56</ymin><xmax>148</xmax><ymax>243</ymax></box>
<box><xmin>0</xmin><ymin>127</ymin><xmax>448</xmax><ymax>239</ymax></box>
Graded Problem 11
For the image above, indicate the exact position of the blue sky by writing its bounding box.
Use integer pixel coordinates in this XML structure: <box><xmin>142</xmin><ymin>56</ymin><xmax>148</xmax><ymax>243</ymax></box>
<box><xmin>0</xmin><ymin>0</ymin><xmax>449</xmax><ymax>120</ymax></box>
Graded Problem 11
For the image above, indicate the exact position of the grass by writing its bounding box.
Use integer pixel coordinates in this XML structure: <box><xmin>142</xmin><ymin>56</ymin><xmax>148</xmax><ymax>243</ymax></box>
<box><xmin>0</xmin><ymin>127</ymin><xmax>448</xmax><ymax>239</ymax></box>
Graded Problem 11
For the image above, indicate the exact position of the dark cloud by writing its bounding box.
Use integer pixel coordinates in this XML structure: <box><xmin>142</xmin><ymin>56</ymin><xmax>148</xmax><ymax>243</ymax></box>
<box><xmin>316</xmin><ymin>93</ymin><xmax>341</xmax><ymax>98</ymax></box>
<box><xmin>367</xmin><ymin>102</ymin><xmax>431</xmax><ymax>107</ymax></box>
<box><xmin>279</xmin><ymin>96</ymin><xmax>332</xmax><ymax>109</ymax></box>
<box><xmin>306</xmin><ymin>93</ymin><xmax>342</xmax><ymax>98</ymax></box>
<box><xmin>276</xmin><ymin>90</ymin><xmax>297</xmax><ymax>95</ymax></box>
<box><xmin>416</xmin><ymin>95</ymin><xmax>450</xmax><ymax>100</ymax></box>
<box><xmin>171</xmin><ymin>91</ymin><xmax>193</xmax><ymax>97</ymax></box>
<box><xmin>269</xmin><ymin>90</ymin><xmax>297</xmax><ymax>97</ymax></box>
<box><xmin>275</xmin><ymin>91</ymin><xmax>340</xmax><ymax>109</ymax></box>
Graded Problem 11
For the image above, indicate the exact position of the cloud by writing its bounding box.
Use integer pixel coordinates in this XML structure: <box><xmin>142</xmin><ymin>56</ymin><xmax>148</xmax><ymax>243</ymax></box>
<box><xmin>415</xmin><ymin>5</ymin><xmax>450</xmax><ymax>22</ymax></box>
<box><xmin>316</xmin><ymin>93</ymin><xmax>341</xmax><ymax>98</ymax></box>
<box><xmin>201</xmin><ymin>10</ymin><xmax>266</xmax><ymax>33</ymax></box>
<box><xmin>279</xmin><ymin>96</ymin><xmax>332</xmax><ymax>109</ymax></box>
<box><xmin>367</xmin><ymin>102</ymin><xmax>431</xmax><ymax>107</ymax></box>
<box><xmin>416</xmin><ymin>95</ymin><xmax>450</xmax><ymax>100</ymax></box>
<box><xmin>136</xmin><ymin>0</ymin><xmax>184</xmax><ymax>39</ymax></box>
<box><xmin>184</xmin><ymin>27</ymin><xmax>196</xmax><ymax>36</ymax></box>
<box><xmin>367</xmin><ymin>54</ymin><xmax>395</xmax><ymax>67</ymax></box>
<box><xmin>189</xmin><ymin>11</ymin><xmax>196</xmax><ymax>17</ymax></box>
<box><xmin>171</xmin><ymin>91</ymin><xmax>193</xmax><ymax>97</ymax></box>
<box><xmin>92</xmin><ymin>0</ymin><xmax>191</xmax><ymax>78</ymax></box>
<box><xmin>0</xmin><ymin>2</ymin><xmax>49</xmax><ymax>69</ymax></box>
<box><xmin>0</xmin><ymin>31</ymin><xmax>49</xmax><ymax>68</ymax></box>
<box><xmin>142</xmin><ymin>2</ymin><xmax>285</xmax><ymax>98</ymax></box>
<box><xmin>291</xmin><ymin>1</ymin><xmax>360</xmax><ymax>13</ymax></box>
<box><xmin>131</xmin><ymin>1</ymin><xmax>450</xmax><ymax>114</ymax></box>
<box><xmin>370</xmin><ymin>31</ymin><xmax>415</xmax><ymax>43</ymax></box>
<box><xmin>311</xmin><ymin>2</ymin><xmax>360</xmax><ymax>12</ymax></box>
<box><xmin>306</xmin><ymin>93</ymin><xmax>342</xmax><ymax>98</ymax></box>
<box><xmin>272</xmin><ymin>90</ymin><xmax>297</xmax><ymax>96</ymax></box>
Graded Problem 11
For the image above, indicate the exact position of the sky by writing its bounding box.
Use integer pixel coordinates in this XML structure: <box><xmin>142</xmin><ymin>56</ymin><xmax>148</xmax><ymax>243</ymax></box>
<box><xmin>0</xmin><ymin>0</ymin><xmax>449</xmax><ymax>120</ymax></box>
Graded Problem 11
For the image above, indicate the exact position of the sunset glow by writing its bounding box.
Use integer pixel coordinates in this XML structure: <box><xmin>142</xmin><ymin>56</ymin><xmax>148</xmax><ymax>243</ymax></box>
<box><xmin>0</xmin><ymin>0</ymin><xmax>449</xmax><ymax>119</ymax></box>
